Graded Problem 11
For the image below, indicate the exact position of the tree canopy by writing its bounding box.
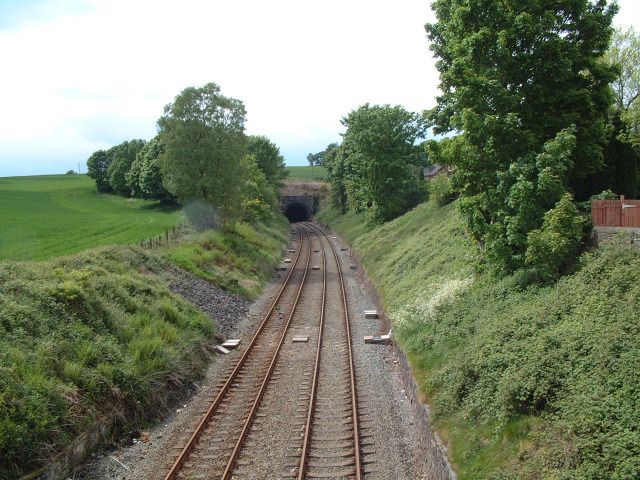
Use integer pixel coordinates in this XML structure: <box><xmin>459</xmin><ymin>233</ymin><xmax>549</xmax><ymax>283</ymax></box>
<box><xmin>326</xmin><ymin>104</ymin><xmax>426</xmax><ymax>223</ymax></box>
<box><xmin>246</xmin><ymin>135</ymin><xmax>288</xmax><ymax>189</ymax></box>
<box><xmin>86</xmin><ymin>149</ymin><xmax>112</xmax><ymax>193</ymax></box>
<box><xmin>106</xmin><ymin>139</ymin><xmax>146</xmax><ymax>197</ymax></box>
<box><xmin>157</xmin><ymin>83</ymin><xmax>247</xmax><ymax>225</ymax></box>
<box><xmin>426</xmin><ymin>0</ymin><xmax>618</xmax><ymax>277</ymax></box>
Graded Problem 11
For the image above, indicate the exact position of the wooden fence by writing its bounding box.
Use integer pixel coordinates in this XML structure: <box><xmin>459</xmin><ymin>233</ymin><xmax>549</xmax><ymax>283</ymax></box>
<box><xmin>140</xmin><ymin>225</ymin><xmax>180</xmax><ymax>249</ymax></box>
<box><xmin>592</xmin><ymin>196</ymin><xmax>640</xmax><ymax>228</ymax></box>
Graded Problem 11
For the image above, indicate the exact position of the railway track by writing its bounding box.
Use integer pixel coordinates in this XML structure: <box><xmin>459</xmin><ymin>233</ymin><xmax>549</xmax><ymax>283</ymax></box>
<box><xmin>163</xmin><ymin>222</ymin><xmax>366</xmax><ymax>479</ymax></box>
<box><xmin>287</xmin><ymin>222</ymin><xmax>364</xmax><ymax>480</ymax></box>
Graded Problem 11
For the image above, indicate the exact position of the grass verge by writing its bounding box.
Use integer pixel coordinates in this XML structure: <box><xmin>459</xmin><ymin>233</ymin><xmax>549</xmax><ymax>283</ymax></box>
<box><xmin>0</xmin><ymin>219</ymin><xmax>289</xmax><ymax>478</ymax></box>
<box><xmin>317</xmin><ymin>202</ymin><xmax>640</xmax><ymax>479</ymax></box>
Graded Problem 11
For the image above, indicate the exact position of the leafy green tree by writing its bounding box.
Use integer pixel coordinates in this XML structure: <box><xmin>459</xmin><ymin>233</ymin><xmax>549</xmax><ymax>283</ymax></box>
<box><xmin>125</xmin><ymin>152</ymin><xmax>145</xmax><ymax>198</ymax></box>
<box><xmin>339</xmin><ymin>104</ymin><xmax>426</xmax><ymax>223</ymax></box>
<box><xmin>306</xmin><ymin>143</ymin><xmax>338</xmax><ymax>166</ymax></box>
<box><xmin>323</xmin><ymin>142</ymin><xmax>348</xmax><ymax>212</ymax></box>
<box><xmin>107</xmin><ymin>139</ymin><xmax>146</xmax><ymax>196</ymax></box>
<box><xmin>427</xmin><ymin>0</ymin><xmax>618</xmax><ymax>273</ymax></box>
<box><xmin>138</xmin><ymin>139</ymin><xmax>174</xmax><ymax>202</ymax></box>
<box><xmin>157</xmin><ymin>83</ymin><xmax>247</xmax><ymax>226</ymax></box>
<box><xmin>608</xmin><ymin>27</ymin><xmax>640</xmax><ymax>111</ymax></box>
<box><xmin>86</xmin><ymin>149</ymin><xmax>113</xmax><ymax>192</ymax></box>
<box><xmin>607</xmin><ymin>27</ymin><xmax>640</xmax><ymax>195</ymax></box>
<box><xmin>246</xmin><ymin>135</ymin><xmax>287</xmax><ymax>189</ymax></box>
<box><xmin>239</xmin><ymin>154</ymin><xmax>278</xmax><ymax>222</ymax></box>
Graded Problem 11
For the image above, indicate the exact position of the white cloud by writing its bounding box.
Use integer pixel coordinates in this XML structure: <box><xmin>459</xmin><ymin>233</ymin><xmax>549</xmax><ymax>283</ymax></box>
<box><xmin>0</xmin><ymin>0</ymin><xmax>637</xmax><ymax>176</ymax></box>
<box><xmin>0</xmin><ymin>0</ymin><xmax>437</xmax><ymax>175</ymax></box>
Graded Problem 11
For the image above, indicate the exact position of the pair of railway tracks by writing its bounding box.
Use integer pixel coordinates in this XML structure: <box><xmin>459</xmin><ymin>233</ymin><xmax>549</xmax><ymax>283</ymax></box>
<box><xmin>164</xmin><ymin>222</ymin><xmax>364</xmax><ymax>479</ymax></box>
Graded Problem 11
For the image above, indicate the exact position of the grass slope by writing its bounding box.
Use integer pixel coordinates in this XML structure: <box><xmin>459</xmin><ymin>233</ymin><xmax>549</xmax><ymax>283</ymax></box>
<box><xmin>317</xmin><ymin>202</ymin><xmax>640</xmax><ymax>479</ymax></box>
<box><xmin>0</xmin><ymin>220</ymin><xmax>288</xmax><ymax>478</ymax></box>
<box><xmin>0</xmin><ymin>175</ymin><xmax>180</xmax><ymax>261</ymax></box>
<box><xmin>285</xmin><ymin>165</ymin><xmax>328</xmax><ymax>180</ymax></box>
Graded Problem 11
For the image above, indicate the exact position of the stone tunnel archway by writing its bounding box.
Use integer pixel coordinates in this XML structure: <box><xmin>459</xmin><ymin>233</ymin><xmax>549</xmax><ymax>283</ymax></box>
<box><xmin>281</xmin><ymin>194</ymin><xmax>319</xmax><ymax>223</ymax></box>
<box><xmin>284</xmin><ymin>202</ymin><xmax>310</xmax><ymax>222</ymax></box>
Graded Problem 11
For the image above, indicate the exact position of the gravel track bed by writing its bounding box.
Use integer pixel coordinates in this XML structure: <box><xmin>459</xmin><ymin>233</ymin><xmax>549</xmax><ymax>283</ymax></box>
<box><xmin>168</xmin><ymin>269</ymin><xmax>250</xmax><ymax>337</ymax></box>
<box><xmin>74</xmin><ymin>224</ymin><xmax>437</xmax><ymax>479</ymax></box>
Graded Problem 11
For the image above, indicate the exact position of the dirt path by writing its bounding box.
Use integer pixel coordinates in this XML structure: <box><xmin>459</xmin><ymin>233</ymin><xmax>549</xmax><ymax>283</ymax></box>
<box><xmin>74</xmin><ymin>224</ymin><xmax>444</xmax><ymax>480</ymax></box>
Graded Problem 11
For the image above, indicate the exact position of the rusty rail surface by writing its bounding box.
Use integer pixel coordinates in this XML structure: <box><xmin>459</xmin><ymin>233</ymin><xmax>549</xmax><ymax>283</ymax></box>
<box><xmin>219</xmin><ymin>225</ymin><xmax>318</xmax><ymax>478</ymax></box>
<box><xmin>164</xmin><ymin>224</ymin><xmax>310</xmax><ymax>479</ymax></box>
<box><xmin>295</xmin><ymin>222</ymin><xmax>363</xmax><ymax>480</ymax></box>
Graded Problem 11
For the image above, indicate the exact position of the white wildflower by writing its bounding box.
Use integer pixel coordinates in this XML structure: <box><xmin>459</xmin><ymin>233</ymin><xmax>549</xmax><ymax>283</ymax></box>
<box><xmin>391</xmin><ymin>277</ymin><xmax>473</xmax><ymax>326</ymax></box>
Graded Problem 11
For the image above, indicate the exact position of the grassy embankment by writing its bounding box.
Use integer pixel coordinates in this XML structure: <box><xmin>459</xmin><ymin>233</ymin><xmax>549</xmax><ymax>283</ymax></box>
<box><xmin>0</xmin><ymin>174</ymin><xmax>180</xmax><ymax>261</ymax></box>
<box><xmin>317</xmin><ymin>203</ymin><xmax>640</xmax><ymax>479</ymax></box>
<box><xmin>285</xmin><ymin>165</ymin><xmax>328</xmax><ymax>180</ymax></box>
<box><xmin>0</xmin><ymin>176</ymin><xmax>289</xmax><ymax>477</ymax></box>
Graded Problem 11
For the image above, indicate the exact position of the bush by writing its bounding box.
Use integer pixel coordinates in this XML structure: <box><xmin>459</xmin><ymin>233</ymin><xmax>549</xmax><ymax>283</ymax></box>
<box><xmin>525</xmin><ymin>194</ymin><xmax>586</xmax><ymax>282</ymax></box>
<box><xmin>428</xmin><ymin>173</ymin><xmax>456</xmax><ymax>206</ymax></box>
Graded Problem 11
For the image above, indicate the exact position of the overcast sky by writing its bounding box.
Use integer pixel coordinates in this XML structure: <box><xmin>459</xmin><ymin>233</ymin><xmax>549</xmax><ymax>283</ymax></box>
<box><xmin>0</xmin><ymin>0</ymin><xmax>638</xmax><ymax>176</ymax></box>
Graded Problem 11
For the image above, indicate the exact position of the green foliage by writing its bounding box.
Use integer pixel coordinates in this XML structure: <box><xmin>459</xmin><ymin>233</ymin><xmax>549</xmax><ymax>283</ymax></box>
<box><xmin>86</xmin><ymin>149</ymin><xmax>112</xmax><ymax>192</ymax></box>
<box><xmin>608</xmin><ymin>26</ymin><xmax>640</xmax><ymax>111</ymax></box>
<box><xmin>525</xmin><ymin>193</ymin><xmax>586</xmax><ymax>282</ymax></box>
<box><xmin>247</xmin><ymin>135</ymin><xmax>288</xmax><ymax>189</ymax></box>
<box><xmin>321</xmin><ymin>202</ymin><xmax>640</xmax><ymax>479</ymax></box>
<box><xmin>426</xmin><ymin>0</ymin><xmax>618</xmax><ymax>273</ymax></box>
<box><xmin>329</xmin><ymin>104</ymin><xmax>426</xmax><ymax>223</ymax></box>
<box><xmin>106</xmin><ymin>139</ymin><xmax>146</xmax><ymax>196</ymax></box>
<box><xmin>164</xmin><ymin>218</ymin><xmax>288</xmax><ymax>299</ymax></box>
<box><xmin>0</xmin><ymin>175</ymin><xmax>180</xmax><ymax>261</ymax></box>
<box><xmin>157</xmin><ymin>83</ymin><xmax>247</xmax><ymax>226</ymax></box>
<box><xmin>0</xmin><ymin>247</ymin><xmax>213</xmax><ymax>478</ymax></box>
<box><xmin>609</xmin><ymin>27</ymin><xmax>640</xmax><ymax>160</ymax></box>
<box><xmin>306</xmin><ymin>142</ymin><xmax>338</xmax><ymax>166</ymax></box>
<box><xmin>127</xmin><ymin>137</ymin><xmax>175</xmax><ymax>202</ymax></box>
<box><xmin>428</xmin><ymin>173</ymin><xmax>455</xmax><ymax>206</ymax></box>
<box><xmin>239</xmin><ymin>155</ymin><xmax>278</xmax><ymax>223</ymax></box>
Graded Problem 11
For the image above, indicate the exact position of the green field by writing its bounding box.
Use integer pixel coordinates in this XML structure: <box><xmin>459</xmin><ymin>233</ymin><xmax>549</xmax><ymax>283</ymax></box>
<box><xmin>0</xmin><ymin>175</ymin><xmax>181</xmax><ymax>261</ymax></box>
<box><xmin>285</xmin><ymin>165</ymin><xmax>328</xmax><ymax>180</ymax></box>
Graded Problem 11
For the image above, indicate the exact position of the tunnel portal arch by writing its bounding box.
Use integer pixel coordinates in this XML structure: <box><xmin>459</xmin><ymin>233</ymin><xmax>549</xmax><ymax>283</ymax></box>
<box><xmin>285</xmin><ymin>202</ymin><xmax>310</xmax><ymax>222</ymax></box>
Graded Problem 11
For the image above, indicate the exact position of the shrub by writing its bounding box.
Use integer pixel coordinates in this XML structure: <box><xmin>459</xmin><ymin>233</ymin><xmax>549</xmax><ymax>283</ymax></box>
<box><xmin>428</xmin><ymin>173</ymin><xmax>455</xmax><ymax>206</ymax></box>
<box><xmin>525</xmin><ymin>193</ymin><xmax>586</xmax><ymax>282</ymax></box>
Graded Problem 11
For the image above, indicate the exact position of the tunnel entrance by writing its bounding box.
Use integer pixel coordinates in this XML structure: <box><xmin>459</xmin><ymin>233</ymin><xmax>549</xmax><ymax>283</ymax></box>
<box><xmin>285</xmin><ymin>202</ymin><xmax>310</xmax><ymax>222</ymax></box>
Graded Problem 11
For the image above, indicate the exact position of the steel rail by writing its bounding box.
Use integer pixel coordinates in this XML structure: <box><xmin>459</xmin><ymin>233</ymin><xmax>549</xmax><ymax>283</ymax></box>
<box><xmin>301</xmin><ymin>222</ymin><xmax>363</xmax><ymax>480</ymax></box>
<box><xmin>220</xmin><ymin>223</ymin><xmax>318</xmax><ymax>479</ymax></box>
<box><xmin>296</xmin><ymin>222</ymin><xmax>327</xmax><ymax>480</ymax></box>
<box><xmin>164</xmin><ymin>224</ymin><xmax>308</xmax><ymax>480</ymax></box>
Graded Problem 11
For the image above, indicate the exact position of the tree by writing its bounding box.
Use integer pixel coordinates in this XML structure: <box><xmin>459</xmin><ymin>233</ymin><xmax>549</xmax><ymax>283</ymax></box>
<box><xmin>138</xmin><ymin>138</ymin><xmax>174</xmax><ymax>202</ymax></box>
<box><xmin>427</xmin><ymin>0</ymin><xmax>618</xmax><ymax>273</ymax></box>
<box><xmin>323</xmin><ymin>142</ymin><xmax>348</xmax><ymax>212</ymax></box>
<box><xmin>239</xmin><ymin>154</ymin><xmax>278</xmax><ymax>222</ymax></box>
<box><xmin>608</xmin><ymin>27</ymin><xmax>640</xmax><ymax>111</ymax></box>
<box><xmin>107</xmin><ymin>139</ymin><xmax>146</xmax><ymax>196</ymax></box>
<box><xmin>86</xmin><ymin>149</ymin><xmax>113</xmax><ymax>192</ymax></box>
<box><xmin>608</xmin><ymin>27</ymin><xmax>640</xmax><ymax>160</ymax></box>
<box><xmin>338</xmin><ymin>104</ymin><xmax>426</xmax><ymax>223</ymax></box>
<box><xmin>246</xmin><ymin>135</ymin><xmax>287</xmax><ymax>189</ymax></box>
<box><xmin>157</xmin><ymin>83</ymin><xmax>247</xmax><ymax>226</ymax></box>
<box><xmin>307</xmin><ymin>143</ymin><xmax>338</xmax><ymax>167</ymax></box>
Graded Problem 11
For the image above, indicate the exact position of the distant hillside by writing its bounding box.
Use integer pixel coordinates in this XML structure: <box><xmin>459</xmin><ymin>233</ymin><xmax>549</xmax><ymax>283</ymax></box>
<box><xmin>318</xmin><ymin>201</ymin><xmax>640</xmax><ymax>479</ymax></box>
<box><xmin>285</xmin><ymin>165</ymin><xmax>327</xmax><ymax>180</ymax></box>
<box><xmin>0</xmin><ymin>175</ymin><xmax>180</xmax><ymax>260</ymax></box>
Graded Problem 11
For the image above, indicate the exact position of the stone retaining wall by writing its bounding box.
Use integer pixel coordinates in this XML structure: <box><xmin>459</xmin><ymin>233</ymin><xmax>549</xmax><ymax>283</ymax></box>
<box><xmin>592</xmin><ymin>226</ymin><xmax>640</xmax><ymax>248</ymax></box>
